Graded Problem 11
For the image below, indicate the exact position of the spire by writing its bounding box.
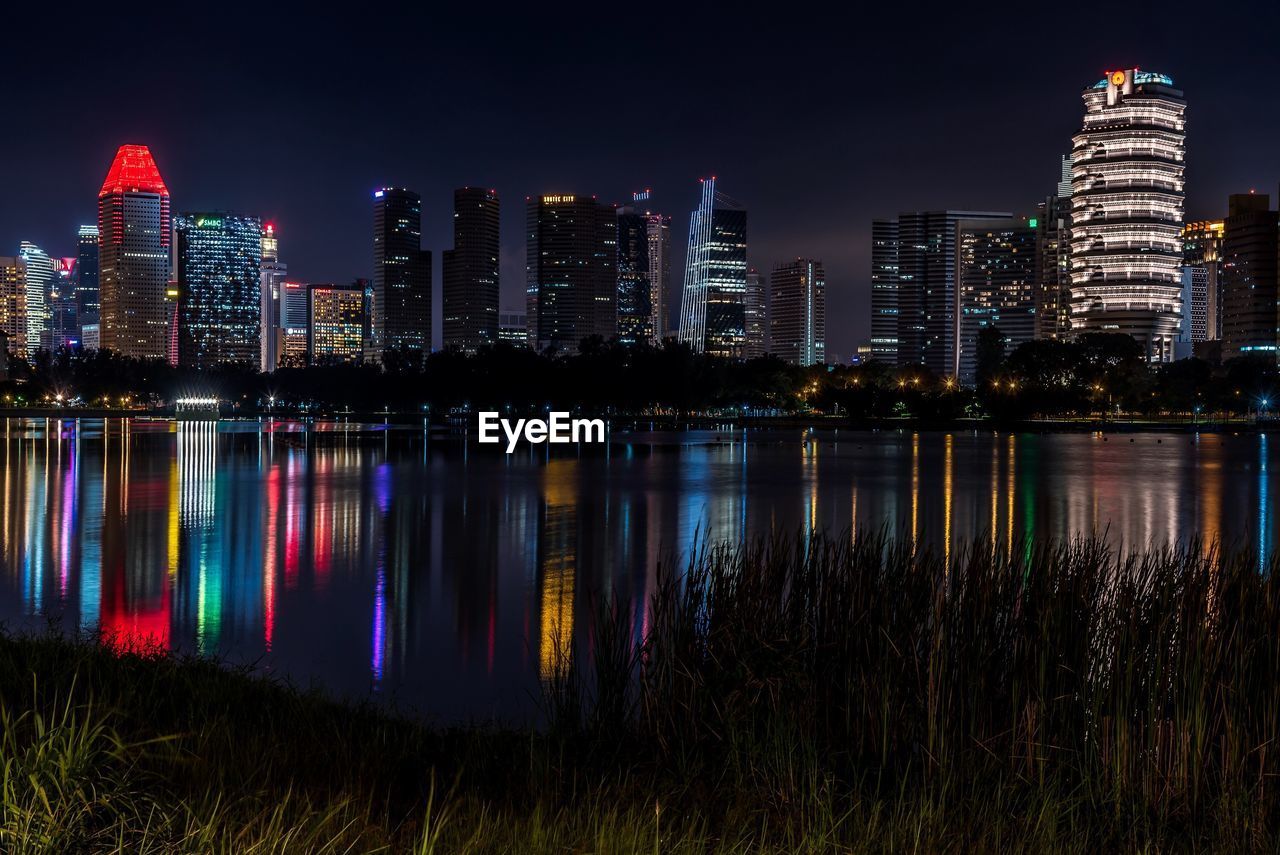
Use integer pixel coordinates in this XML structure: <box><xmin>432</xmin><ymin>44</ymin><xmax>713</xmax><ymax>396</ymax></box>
<box><xmin>99</xmin><ymin>144</ymin><xmax>168</xmax><ymax>197</ymax></box>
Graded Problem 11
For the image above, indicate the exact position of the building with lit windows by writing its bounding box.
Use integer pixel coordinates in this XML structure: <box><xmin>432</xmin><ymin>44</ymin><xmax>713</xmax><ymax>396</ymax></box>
<box><xmin>870</xmin><ymin>219</ymin><xmax>899</xmax><ymax>361</ymax></box>
<box><xmin>525</xmin><ymin>194</ymin><xmax>617</xmax><ymax>352</ymax></box>
<box><xmin>957</xmin><ymin>218</ymin><xmax>1038</xmax><ymax>382</ymax></box>
<box><xmin>1182</xmin><ymin>219</ymin><xmax>1224</xmax><ymax>344</ymax></box>
<box><xmin>677</xmin><ymin>178</ymin><xmax>747</xmax><ymax>357</ymax></box>
<box><xmin>259</xmin><ymin>223</ymin><xmax>287</xmax><ymax>371</ymax></box>
<box><xmin>1034</xmin><ymin>192</ymin><xmax>1072</xmax><ymax>340</ymax></box>
<box><xmin>308</xmin><ymin>282</ymin><xmax>365</xmax><ymax>364</ymax></box>
<box><xmin>1069</xmin><ymin>68</ymin><xmax>1186</xmax><ymax>362</ymax></box>
<box><xmin>616</xmin><ymin>205</ymin><xmax>652</xmax><ymax>345</ymax></box>
<box><xmin>17</xmin><ymin>242</ymin><xmax>53</xmax><ymax>353</ymax></box>
<box><xmin>173</xmin><ymin>213</ymin><xmax>263</xmax><ymax>368</ymax></box>
<box><xmin>76</xmin><ymin>225</ymin><xmax>98</xmax><ymax>327</ymax></box>
<box><xmin>498</xmin><ymin>312</ymin><xmax>527</xmax><ymax>346</ymax></box>
<box><xmin>0</xmin><ymin>257</ymin><xmax>27</xmax><ymax>358</ymax></box>
<box><xmin>368</xmin><ymin>187</ymin><xmax>431</xmax><ymax>362</ymax></box>
<box><xmin>48</xmin><ymin>257</ymin><xmax>78</xmax><ymax>349</ymax></box>
<box><xmin>442</xmin><ymin>187</ymin><xmax>500</xmax><ymax>354</ymax></box>
<box><xmin>646</xmin><ymin>212</ymin><xmax>671</xmax><ymax>339</ymax></box>
<box><xmin>279</xmin><ymin>281</ymin><xmax>309</xmax><ymax>366</ymax></box>
<box><xmin>770</xmin><ymin>259</ymin><xmax>825</xmax><ymax>366</ymax></box>
<box><xmin>744</xmin><ymin>268</ymin><xmax>767</xmax><ymax>358</ymax></box>
<box><xmin>1220</xmin><ymin>193</ymin><xmax>1278</xmax><ymax>361</ymax></box>
<box><xmin>98</xmin><ymin>144</ymin><xmax>172</xmax><ymax>359</ymax></box>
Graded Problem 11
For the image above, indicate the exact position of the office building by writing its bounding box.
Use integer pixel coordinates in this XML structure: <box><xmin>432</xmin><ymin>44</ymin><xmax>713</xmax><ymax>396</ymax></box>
<box><xmin>442</xmin><ymin>187</ymin><xmax>500</xmax><ymax>353</ymax></box>
<box><xmin>646</xmin><ymin>212</ymin><xmax>672</xmax><ymax>338</ymax></box>
<box><xmin>745</xmin><ymin>268</ymin><xmax>767</xmax><ymax>358</ymax></box>
<box><xmin>616</xmin><ymin>206</ymin><xmax>652</xmax><ymax>345</ymax></box>
<box><xmin>1182</xmin><ymin>219</ymin><xmax>1224</xmax><ymax>342</ymax></box>
<box><xmin>498</xmin><ymin>311</ymin><xmax>527</xmax><ymax>346</ymax></box>
<box><xmin>172</xmin><ymin>213</ymin><xmax>262</xmax><ymax>368</ymax></box>
<box><xmin>1069</xmin><ymin>68</ymin><xmax>1186</xmax><ymax>361</ymax></box>
<box><xmin>17</xmin><ymin>242</ymin><xmax>53</xmax><ymax>353</ymax></box>
<box><xmin>0</xmin><ymin>258</ymin><xmax>27</xmax><ymax>358</ymax></box>
<box><xmin>1220</xmin><ymin>193</ymin><xmax>1278</xmax><ymax>360</ymax></box>
<box><xmin>280</xmin><ymin>281</ymin><xmax>309</xmax><ymax>366</ymax></box>
<box><xmin>76</xmin><ymin>225</ymin><xmax>99</xmax><ymax>327</ymax></box>
<box><xmin>260</xmin><ymin>222</ymin><xmax>287</xmax><ymax>371</ymax></box>
<box><xmin>525</xmin><ymin>194</ymin><xmax>617</xmax><ymax>352</ymax></box>
<box><xmin>1034</xmin><ymin>193</ymin><xmax>1072</xmax><ymax>340</ymax></box>
<box><xmin>957</xmin><ymin>218</ymin><xmax>1038</xmax><ymax>382</ymax></box>
<box><xmin>99</xmin><ymin>144</ymin><xmax>172</xmax><ymax>359</ymax></box>
<box><xmin>368</xmin><ymin>187</ymin><xmax>431</xmax><ymax>362</ymax></box>
<box><xmin>770</xmin><ymin>259</ymin><xmax>825</xmax><ymax>366</ymax></box>
<box><xmin>870</xmin><ymin>219</ymin><xmax>899</xmax><ymax>361</ymax></box>
<box><xmin>309</xmin><ymin>282</ymin><xmax>365</xmax><ymax>364</ymax></box>
<box><xmin>677</xmin><ymin>178</ymin><xmax>747</xmax><ymax>357</ymax></box>
<box><xmin>48</xmin><ymin>257</ymin><xmax>78</xmax><ymax>349</ymax></box>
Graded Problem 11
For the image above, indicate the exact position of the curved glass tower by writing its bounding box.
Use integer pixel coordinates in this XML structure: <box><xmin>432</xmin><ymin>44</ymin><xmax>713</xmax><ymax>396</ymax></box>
<box><xmin>1069</xmin><ymin>68</ymin><xmax>1186</xmax><ymax>361</ymax></box>
<box><xmin>677</xmin><ymin>178</ymin><xmax>747</xmax><ymax>356</ymax></box>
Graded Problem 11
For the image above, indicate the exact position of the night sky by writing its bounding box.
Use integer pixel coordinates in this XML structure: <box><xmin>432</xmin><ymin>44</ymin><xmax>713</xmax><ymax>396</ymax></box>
<box><xmin>5</xmin><ymin>4</ymin><xmax>1279</xmax><ymax>358</ymax></box>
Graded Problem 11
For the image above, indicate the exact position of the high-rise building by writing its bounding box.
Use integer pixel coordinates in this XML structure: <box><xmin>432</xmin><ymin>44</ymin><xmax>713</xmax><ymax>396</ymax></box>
<box><xmin>0</xmin><ymin>258</ymin><xmax>27</xmax><ymax>358</ymax></box>
<box><xmin>17</xmin><ymin>242</ymin><xmax>54</xmax><ymax>353</ymax></box>
<box><xmin>770</xmin><ymin>259</ymin><xmax>825</xmax><ymax>366</ymax></box>
<box><xmin>48</xmin><ymin>257</ymin><xmax>78</xmax><ymax>349</ymax></box>
<box><xmin>1034</xmin><ymin>196</ymin><xmax>1072</xmax><ymax>340</ymax></box>
<box><xmin>744</xmin><ymin>268</ymin><xmax>767</xmax><ymax>358</ymax></box>
<box><xmin>442</xmin><ymin>187</ymin><xmax>500</xmax><ymax>354</ymax></box>
<box><xmin>259</xmin><ymin>222</ymin><xmax>287</xmax><ymax>371</ymax></box>
<box><xmin>308</xmin><ymin>282</ymin><xmax>365</xmax><ymax>364</ymax></box>
<box><xmin>894</xmin><ymin>210</ymin><xmax>1011</xmax><ymax>375</ymax></box>
<box><xmin>1182</xmin><ymin>219</ymin><xmax>1225</xmax><ymax>343</ymax></box>
<box><xmin>525</xmin><ymin>194</ymin><xmax>617</xmax><ymax>352</ymax></box>
<box><xmin>1069</xmin><ymin>68</ymin><xmax>1186</xmax><ymax>362</ymax></box>
<box><xmin>498</xmin><ymin>311</ymin><xmax>528</xmax><ymax>346</ymax></box>
<box><xmin>677</xmin><ymin>178</ymin><xmax>747</xmax><ymax>357</ymax></box>
<box><xmin>616</xmin><ymin>206</ymin><xmax>652</xmax><ymax>346</ymax></box>
<box><xmin>870</xmin><ymin>219</ymin><xmax>899</xmax><ymax>362</ymax></box>
<box><xmin>98</xmin><ymin>144</ymin><xmax>171</xmax><ymax>360</ymax></box>
<box><xmin>75</xmin><ymin>225</ymin><xmax>99</xmax><ymax>327</ymax></box>
<box><xmin>646</xmin><ymin>212</ymin><xmax>672</xmax><ymax>339</ymax></box>
<box><xmin>279</xmin><ymin>281</ymin><xmax>309</xmax><ymax>366</ymax></box>
<box><xmin>368</xmin><ymin>188</ymin><xmax>431</xmax><ymax>362</ymax></box>
<box><xmin>957</xmin><ymin>218</ymin><xmax>1038</xmax><ymax>382</ymax></box>
<box><xmin>173</xmin><ymin>213</ymin><xmax>263</xmax><ymax>368</ymax></box>
<box><xmin>1220</xmin><ymin>193</ymin><xmax>1278</xmax><ymax>361</ymax></box>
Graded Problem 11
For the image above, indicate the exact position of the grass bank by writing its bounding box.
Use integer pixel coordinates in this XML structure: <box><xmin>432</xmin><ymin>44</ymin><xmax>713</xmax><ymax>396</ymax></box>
<box><xmin>3</xmin><ymin>532</ymin><xmax>1279</xmax><ymax>852</ymax></box>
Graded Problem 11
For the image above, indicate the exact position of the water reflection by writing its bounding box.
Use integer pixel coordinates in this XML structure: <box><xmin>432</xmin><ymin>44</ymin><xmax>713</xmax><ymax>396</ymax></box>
<box><xmin>0</xmin><ymin>420</ymin><xmax>1276</xmax><ymax>720</ymax></box>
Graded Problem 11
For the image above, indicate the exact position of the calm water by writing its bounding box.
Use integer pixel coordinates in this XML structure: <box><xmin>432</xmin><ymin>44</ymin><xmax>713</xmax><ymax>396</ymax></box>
<box><xmin>0</xmin><ymin>418</ymin><xmax>1274</xmax><ymax>721</ymax></box>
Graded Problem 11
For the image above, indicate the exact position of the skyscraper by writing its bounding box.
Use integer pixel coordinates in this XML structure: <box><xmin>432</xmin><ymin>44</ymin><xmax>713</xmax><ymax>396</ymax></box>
<box><xmin>1069</xmin><ymin>68</ymin><xmax>1186</xmax><ymax>361</ymax></box>
<box><xmin>280</xmin><ymin>281</ymin><xmax>309</xmax><ymax>366</ymax></box>
<box><xmin>0</xmin><ymin>257</ymin><xmax>27</xmax><ymax>358</ymax></box>
<box><xmin>525</xmin><ymin>194</ymin><xmax>617</xmax><ymax>352</ymax></box>
<box><xmin>677</xmin><ymin>178</ymin><xmax>747</xmax><ymax>357</ymax></box>
<box><xmin>870</xmin><ymin>219</ymin><xmax>899</xmax><ymax>362</ymax></box>
<box><xmin>98</xmin><ymin>144</ymin><xmax>171</xmax><ymax>360</ymax></box>
<box><xmin>308</xmin><ymin>282</ymin><xmax>365</xmax><ymax>364</ymax></box>
<box><xmin>48</xmin><ymin>257</ymin><xmax>78</xmax><ymax>349</ymax></box>
<box><xmin>75</xmin><ymin>225</ymin><xmax>99</xmax><ymax>327</ymax></box>
<box><xmin>616</xmin><ymin>206</ymin><xmax>652</xmax><ymax>346</ymax></box>
<box><xmin>17</xmin><ymin>242</ymin><xmax>53</xmax><ymax>353</ymax></box>
<box><xmin>173</xmin><ymin>213</ymin><xmax>263</xmax><ymax>368</ymax></box>
<box><xmin>645</xmin><ymin>213</ymin><xmax>672</xmax><ymax>339</ymax></box>
<box><xmin>260</xmin><ymin>222</ymin><xmax>287</xmax><ymax>371</ymax></box>
<box><xmin>770</xmin><ymin>259</ymin><xmax>825</xmax><ymax>366</ymax></box>
<box><xmin>1181</xmin><ymin>219</ymin><xmax>1224</xmax><ymax>344</ymax></box>
<box><xmin>1034</xmin><ymin>196</ymin><xmax>1072</xmax><ymax>340</ymax></box>
<box><xmin>744</xmin><ymin>268</ymin><xmax>767</xmax><ymax>359</ymax></box>
<box><xmin>442</xmin><ymin>187</ymin><xmax>500</xmax><ymax>354</ymax></box>
<box><xmin>957</xmin><ymin>218</ymin><xmax>1038</xmax><ymax>382</ymax></box>
<box><xmin>1220</xmin><ymin>193</ymin><xmax>1278</xmax><ymax>360</ymax></box>
<box><xmin>369</xmin><ymin>188</ymin><xmax>431</xmax><ymax>362</ymax></box>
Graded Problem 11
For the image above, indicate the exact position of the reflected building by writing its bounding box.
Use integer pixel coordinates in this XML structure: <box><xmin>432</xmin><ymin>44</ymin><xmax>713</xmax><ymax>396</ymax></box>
<box><xmin>678</xmin><ymin>178</ymin><xmax>747</xmax><ymax>357</ymax></box>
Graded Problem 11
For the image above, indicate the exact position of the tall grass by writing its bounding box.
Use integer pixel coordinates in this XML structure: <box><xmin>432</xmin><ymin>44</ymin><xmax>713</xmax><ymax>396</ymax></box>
<box><xmin>3</xmin><ymin>531</ymin><xmax>1279</xmax><ymax>852</ymax></box>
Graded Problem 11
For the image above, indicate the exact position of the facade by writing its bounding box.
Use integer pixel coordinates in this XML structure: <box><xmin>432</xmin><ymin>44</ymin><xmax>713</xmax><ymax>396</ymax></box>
<box><xmin>956</xmin><ymin>218</ymin><xmax>1038</xmax><ymax>382</ymax></box>
<box><xmin>442</xmin><ymin>187</ymin><xmax>500</xmax><ymax>353</ymax></box>
<box><xmin>1182</xmin><ymin>219</ymin><xmax>1224</xmax><ymax>342</ymax></box>
<box><xmin>259</xmin><ymin>223</ymin><xmax>287</xmax><ymax>371</ymax></box>
<box><xmin>677</xmin><ymin>178</ymin><xmax>748</xmax><ymax>357</ymax></box>
<box><xmin>369</xmin><ymin>188</ymin><xmax>431</xmax><ymax>362</ymax></box>
<box><xmin>0</xmin><ymin>258</ymin><xmax>26</xmax><ymax>358</ymax></box>
<box><xmin>895</xmin><ymin>210</ymin><xmax>1010</xmax><ymax>375</ymax></box>
<box><xmin>646</xmin><ymin>213</ymin><xmax>671</xmax><ymax>338</ymax></box>
<box><xmin>525</xmin><ymin>194</ymin><xmax>617</xmax><ymax>352</ymax></box>
<box><xmin>1034</xmin><ymin>195</ymin><xmax>1072</xmax><ymax>339</ymax></box>
<box><xmin>173</xmin><ymin>213</ymin><xmax>263</xmax><ymax>368</ymax></box>
<box><xmin>870</xmin><ymin>219</ymin><xmax>899</xmax><ymax>361</ymax></box>
<box><xmin>17</xmin><ymin>242</ymin><xmax>54</xmax><ymax>353</ymax></box>
<box><xmin>1220</xmin><ymin>193</ymin><xmax>1278</xmax><ymax>361</ymax></box>
<box><xmin>308</xmin><ymin>282</ymin><xmax>365</xmax><ymax>364</ymax></box>
<box><xmin>769</xmin><ymin>259</ymin><xmax>825</xmax><ymax>366</ymax></box>
<box><xmin>76</xmin><ymin>225</ymin><xmax>99</xmax><ymax>327</ymax></box>
<box><xmin>498</xmin><ymin>311</ymin><xmax>528</xmax><ymax>346</ymax></box>
<box><xmin>616</xmin><ymin>206</ymin><xmax>652</xmax><ymax>345</ymax></box>
<box><xmin>1069</xmin><ymin>68</ymin><xmax>1186</xmax><ymax>362</ymax></box>
<box><xmin>744</xmin><ymin>268</ymin><xmax>767</xmax><ymax>358</ymax></box>
<box><xmin>99</xmin><ymin>144</ymin><xmax>172</xmax><ymax>359</ymax></box>
<box><xmin>279</xmin><ymin>281</ymin><xmax>309</xmax><ymax>366</ymax></box>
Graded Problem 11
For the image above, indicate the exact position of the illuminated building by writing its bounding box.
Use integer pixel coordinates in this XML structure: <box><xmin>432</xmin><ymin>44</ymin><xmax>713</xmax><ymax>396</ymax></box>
<box><xmin>646</xmin><ymin>211</ymin><xmax>671</xmax><ymax>339</ymax></box>
<box><xmin>957</xmin><ymin>218</ymin><xmax>1038</xmax><ymax>382</ymax></box>
<box><xmin>1181</xmin><ymin>219</ymin><xmax>1223</xmax><ymax>342</ymax></box>
<box><xmin>308</xmin><ymin>282</ymin><xmax>365</xmax><ymax>364</ymax></box>
<box><xmin>368</xmin><ymin>187</ymin><xmax>431</xmax><ymax>362</ymax></box>
<box><xmin>894</xmin><ymin>210</ymin><xmax>1010</xmax><ymax>374</ymax></box>
<box><xmin>80</xmin><ymin>323</ymin><xmax>99</xmax><ymax>351</ymax></box>
<box><xmin>744</xmin><ymin>268</ymin><xmax>766</xmax><ymax>358</ymax></box>
<box><xmin>498</xmin><ymin>311</ymin><xmax>527</xmax><ymax>346</ymax></box>
<box><xmin>442</xmin><ymin>187</ymin><xmax>500</xmax><ymax>354</ymax></box>
<box><xmin>769</xmin><ymin>259</ymin><xmax>825</xmax><ymax>366</ymax></box>
<box><xmin>259</xmin><ymin>223</ymin><xmax>287</xmax><ymax>371</ymax></box>
<box><xmin>677</xmin><ymin>178</ymin><xmax>747</xmax><ymax>357</ymax></box>
<box><xmin>1221</xmin><ymin>193</ymin><xmax>1278</xmax><ymax>360</ymax></box>
<box><xmin>525</xmin><ymin>194</ymin><xmax>616</xmax><ymax>352</ymax></box>
<box><xmin>1069</xmin><ymin>68</ymin><xmax>1186</xmax><ymax>361</ymax></box>
<box><xmin>0</xmin><ymin>257</ymin><xmax>27</xmax><ymax>357</ymax></box>
<box><xmin>616</xmin><ymin>205</ymin><xmax>652</xmax><ymax>345</ymax></box>
<box><xmin>870</xmin><ymin>219</ymin><xmax>899</xmax><ymax>361</ymax></box>
<box><xmin>279</xmin><ymin>281</ymin><xmax>309</xmax><ymax>366</ymax></box>
<box><xmin>76</xmin><ymin>225</ymin><xmax>99</xmax><ymax>327</ymax></box>
<box><xmin>48</xmin><ymin>257</ymin><xmax>79</xmax><ymax>349</ymax></box>
<box><xmin>1034</xmin><ymin>196</ymin><xmax>1072</xmax><ymax>340</ymax></box>
<box><xmin>17</xmin><ymin>242</ymin><xmax>53</xmax><ymax>352</ymax></box>
<box><xmin>173</xmin><ymin>213</ymin><xmax>263</xmax><ymax>368</ymax></box>
<box><xmin>98</xmin><ymin>144</ymin><xmax>171</xmax><ymax>359</ymax></box>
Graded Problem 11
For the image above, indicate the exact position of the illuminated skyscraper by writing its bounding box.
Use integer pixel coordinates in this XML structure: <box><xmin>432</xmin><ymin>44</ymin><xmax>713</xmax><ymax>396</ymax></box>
<box><xmin>1069</xmin><ymin>68</ymin><xmax>1186</xmax><ymax>361</ymax></box>
<box><xmin>1181</xmin><ymin>219</ymin><xmax>1224</xmax><ymax>343</ymax></box>
<box><xmin>308</xmin><ymin>282</ymin><xmax>365</xmax><ymax>364</ymax></box>
<box><xmin>770</xmin><ymin>259</ymin><xmax>825</xmax><ymax>366</ymax></box>
<box><xmin>677</xmin><ymin>178</ymin><xmax>747</xmax><ymax>357</ymax></box>
<box><xmin>442</xmin><ymin>187</ymin><xmax>500</xmax><ymax>353</ymax></box>
<box><xmin>98</xmin><ymin>144</ymin><xmax>171</xmax><ymax>359</ymax></box>
<box><xmin>173</xmin><ymin>213</ymin><xmax>263</xmax><ymax>367</ymax></box>
<box><xmin>957</xmin><ymin>218</ymin><xmax>1038</xmax><ymax>382</ymax></box>
<box><xmin>76</xmin><ymin>225</ymin><xmax>99</xmax><ymax>327</ymax></box>
<box><xmin>48</xmin><ymin>257</ymin><xmax>78</xmax><ymax>349</ymax></box>
<box><xmin>0</xmin><ymin>257</ymin><xmax>27</xmax><ymax>358</ymax></box>
<box><xmin>259</xmin><ymin>223</ymin><xmax>287</xmax><ymax>371</ymax></box>
<box><xmin>870</xmin><ymin>219</ymin><xmax>899</xmax><ymax>361</ymax></box>
<box><xmin>1034</xmin><ymin>196</ymin><xmax>1072</xmax><ymax>340</ymax></box>
<box><xmin>1220</xmin><ymin>193</ymin><xmax>1278</xmax><ymax>360</ymax></box>
<box><xmin>17</xmin><ymin>242</ymin><xmax>53</xmax><ymax>353</ymax></box>
<box><xmin>744</xmin><ymin>268</ymin><xmax>767</xmax><ymax>358</ymax></box>
<box><xmin>279</xmin><ymin>281</ymin><xmax>309</xmax><ymax>366</ymax></box>
<box><xmin>369</xmin><ymin>187</ymin><xmax>431</xmax><ymax>363</ymax></box>
<box><xmin>525</xmin><ymin>194</ymin><xmax>617</xmax><ymax>352</ymax></box>
<box><xmin>645</xmin><ymin>212</ymin><xmax>671</xmax><ymax>339</ymax></box>
<box><xmin>616</xmin><ymin>205</ymin><xmax>652</xmax><ymax>345</ymax></box>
